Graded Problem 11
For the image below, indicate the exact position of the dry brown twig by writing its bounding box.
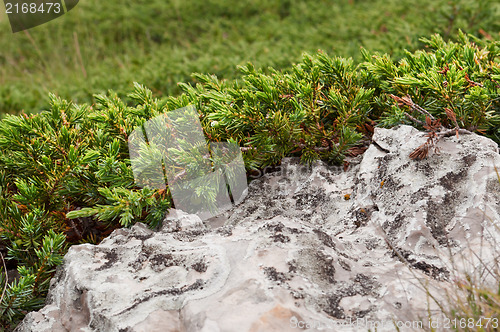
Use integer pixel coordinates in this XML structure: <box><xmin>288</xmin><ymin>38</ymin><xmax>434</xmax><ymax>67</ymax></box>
<box><xmin>390</xmin><ymin>94</ymin><xmax>472</xmax><ymax>160</ymax></box>
<box><xmin>390</xmin><ymin>94</ymin><xmax>436</xmax><ymax>120</ymax></box>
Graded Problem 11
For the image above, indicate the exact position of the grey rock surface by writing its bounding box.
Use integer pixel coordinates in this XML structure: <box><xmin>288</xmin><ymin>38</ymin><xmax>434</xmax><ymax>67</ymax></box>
<box><xmin>15</xmin><ymin>125</ymin><xmax>500</xmax><ymax>331</ymax></box>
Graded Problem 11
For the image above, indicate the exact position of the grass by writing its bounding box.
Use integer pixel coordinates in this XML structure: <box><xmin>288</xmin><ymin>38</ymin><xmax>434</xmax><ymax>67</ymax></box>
<box><xmin>0</xmin><ymin>0</ymin><xmax>499</xmax><ymax>115</ymax></box>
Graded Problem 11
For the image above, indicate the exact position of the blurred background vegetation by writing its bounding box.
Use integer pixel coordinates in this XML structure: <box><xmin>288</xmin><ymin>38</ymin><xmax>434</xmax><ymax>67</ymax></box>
<box><xmin>0</xmin><ymin>0</ymin><xmax>499</xmax><ymax>115</ymax></box>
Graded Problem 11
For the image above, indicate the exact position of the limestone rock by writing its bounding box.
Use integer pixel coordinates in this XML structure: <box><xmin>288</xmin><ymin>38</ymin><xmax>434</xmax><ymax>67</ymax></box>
<box><xmin>15</xmin><ymin>125</ymin><xmax>500</xmax><ymax>332</ymax></box>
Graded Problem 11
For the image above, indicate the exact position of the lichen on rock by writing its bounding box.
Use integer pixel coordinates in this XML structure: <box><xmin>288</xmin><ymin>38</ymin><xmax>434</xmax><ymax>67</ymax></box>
<box><xmin>15</xmin><ymin>125</ymin><xmax>500</xmax><ymax>332</ymax></box>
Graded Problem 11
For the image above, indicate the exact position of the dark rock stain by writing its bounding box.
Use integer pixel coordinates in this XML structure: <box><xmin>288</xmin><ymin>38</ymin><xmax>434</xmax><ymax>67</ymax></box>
<box><xmin>263</xmin><ymin>267</ymin><xmax>289</xmax><ymax>284</ymax></box>
<box><xmin>313</xmin><ymin>229</ymin><xmax>336</xmax><ymax>249</ymax></box>
<box><xmin>95</xmin><ymin>249</ymin><xmax>119</xmax><ymax>271</ymax></box>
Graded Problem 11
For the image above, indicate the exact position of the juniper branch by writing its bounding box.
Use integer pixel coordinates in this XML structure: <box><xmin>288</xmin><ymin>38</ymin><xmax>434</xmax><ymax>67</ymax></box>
<box><xmin>390</xmin><ymin>94</ymin><xmax>436</xmax><ymax>120</ymax></box>
<box><xmin>404</xmin><ymin>112</ymin><xmax>425</xmax><ymax>126</ymax></box>
<box><xmin>437</xmin><ymin>128</ymin><xmax>472</xmax><ymax>139</ymax></box>
<box><xmin>292</xmin><ymin>140</ymin><xmax>338</xmax><ymax>153</ymax></box>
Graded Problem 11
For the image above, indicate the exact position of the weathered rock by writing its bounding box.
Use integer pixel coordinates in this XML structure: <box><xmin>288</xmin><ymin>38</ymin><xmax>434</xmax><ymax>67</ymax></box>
<box><xmin>15</xmin><ymin>125</ymin><xmax>500</xmax><ymax>331</ymax></box>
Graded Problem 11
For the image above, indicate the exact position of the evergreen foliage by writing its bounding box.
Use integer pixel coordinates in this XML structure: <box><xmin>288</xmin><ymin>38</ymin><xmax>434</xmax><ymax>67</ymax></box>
<box><xmin>364</xmin><ymin>32</ymin><xmax>500</xmax><ymax>142</ymax></box>
<box><xmin>0</xmin><ymin>32</ymin><xmax>500</xmax><ymax>328</ymax></box>
<box><xmin>0</xmin><ymin>0</ymin><xmax>499</xmax><ymax>114</ymax></box>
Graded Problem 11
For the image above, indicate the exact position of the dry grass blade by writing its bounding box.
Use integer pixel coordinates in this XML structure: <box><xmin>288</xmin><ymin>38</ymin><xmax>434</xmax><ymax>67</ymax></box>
<box><xmin>0</xmin><ymin>253</ymin><xmax>7</xmax><ymax>307</ymax></box>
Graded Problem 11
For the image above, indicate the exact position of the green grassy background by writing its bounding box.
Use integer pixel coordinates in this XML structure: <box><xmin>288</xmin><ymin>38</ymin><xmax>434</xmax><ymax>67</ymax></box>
<box><xmin>0</xmin><ymin>0</ymin><xmax>499</xmax><ymax>115</ymax></box>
